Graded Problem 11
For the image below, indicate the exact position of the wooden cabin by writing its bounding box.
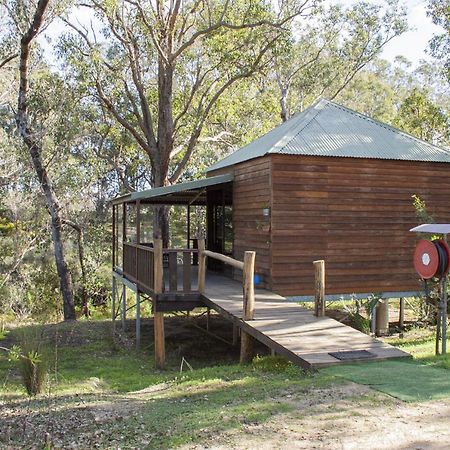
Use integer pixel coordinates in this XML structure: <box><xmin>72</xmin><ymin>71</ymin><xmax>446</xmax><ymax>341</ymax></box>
<box><xmin>111</xmin><ymin>98</ymin><xmax>450</xmax><ymax>368</ymax></box>
<box><xmin>112</xmin><ymin>99</ymin><xmax>450</xmax><ymax>303</ymax></box>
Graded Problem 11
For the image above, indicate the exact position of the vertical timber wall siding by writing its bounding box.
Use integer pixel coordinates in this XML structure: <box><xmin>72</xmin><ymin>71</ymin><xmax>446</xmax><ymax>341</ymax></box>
<box><xmin>270</xmin><ymin>154</ymin><xmax>450</xmax><ymax>297</ymax></box>
<box><xmin>232</xmin><ymin>157</ymin><xmax>272</xmax><ymax>288</ymax></box>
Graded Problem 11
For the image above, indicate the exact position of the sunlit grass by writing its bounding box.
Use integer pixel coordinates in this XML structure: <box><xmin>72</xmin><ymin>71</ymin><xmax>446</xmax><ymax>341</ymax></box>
<box><xmin>389</xmin><ymin>329</ymin><xmax>450</xmax><ymax>369</ymax></box>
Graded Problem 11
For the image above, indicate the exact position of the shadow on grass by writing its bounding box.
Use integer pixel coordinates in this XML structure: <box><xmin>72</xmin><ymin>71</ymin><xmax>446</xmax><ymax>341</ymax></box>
<box><xmin>1</xmin><ymin>358</ymin><xmax>336</xmax><ymax>449</ymax></box>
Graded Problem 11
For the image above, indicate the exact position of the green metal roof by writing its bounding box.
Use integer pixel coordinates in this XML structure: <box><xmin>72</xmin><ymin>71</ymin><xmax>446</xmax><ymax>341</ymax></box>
<box><xmin>112</xmin><ymin>173</ymin><xmax>233</xmax><ymax>204</ymax></box>
<box><xmin>207</xmin><ymin>99</ymin><xmax>450</xmax><ymax>172</ymax></box>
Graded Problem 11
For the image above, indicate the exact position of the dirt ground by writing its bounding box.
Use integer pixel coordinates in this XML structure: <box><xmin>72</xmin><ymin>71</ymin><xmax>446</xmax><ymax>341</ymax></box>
<box><xmin>3</xmin><ymin>380</ymin><xmax>449</xmax><ymax>449</ymax></box>
<box><xmin>180</xmin><ymin>383</ymin><xmax>450</xmax><ymax>450</ymax></box>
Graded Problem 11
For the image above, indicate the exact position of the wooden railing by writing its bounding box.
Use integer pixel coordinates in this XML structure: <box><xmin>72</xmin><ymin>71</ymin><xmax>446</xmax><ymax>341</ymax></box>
<box><xmin>164</xmin><ymin>248</ymin><xmax>199</xmax><ymax>293</ymax></box>
<box><xmin>123</xmin><ymin>242</ymin><xmax>155</xmax><ymax>291</ymax></box>
<box><xmin>198</xmin><ymin>242</ymin><xmax>256</xmax><ymax>363</ymax></box>
<box><xmin>122</xmin><ymin>242</ymin><xmax>199</xmax><ymax>295</ymax></box>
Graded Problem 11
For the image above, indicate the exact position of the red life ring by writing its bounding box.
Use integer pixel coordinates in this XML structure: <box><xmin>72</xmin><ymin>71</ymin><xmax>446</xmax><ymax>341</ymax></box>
<box><xmin>413</xmin><ymin>240</ymin><xmax>439</xmax><ymax>279</ymax></box>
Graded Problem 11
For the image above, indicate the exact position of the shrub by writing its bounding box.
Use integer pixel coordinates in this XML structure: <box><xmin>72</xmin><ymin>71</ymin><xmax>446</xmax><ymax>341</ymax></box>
<box><xmin>252</xmin><ymin>355</ymin><xmax>291</xmax><ymax>372</ymax></box>
<box><xmin>19</xmin><ymin>350</ymin><xmax>47</xmax><ymax>396</ymax></box>
<box><xmin>347</xmin><ymin>312</ymin><xmax>370</xmax><ymax>334</ymax></box>
<box><xmin>17</xmin><ymin>327</ymin><xmax>48</xmax><ymax>396</ymax></box>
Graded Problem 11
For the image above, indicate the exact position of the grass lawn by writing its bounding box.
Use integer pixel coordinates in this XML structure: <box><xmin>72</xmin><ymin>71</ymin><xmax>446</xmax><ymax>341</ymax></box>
<box><xmin>321</xmin><ymin>328</ymin><xmax>450</xmax><ymax>401</ymax></box>
<box><xmin>1</xmin><ymin>317</ymin><xmax>449</xmax><ymax>449</ymax></box>
<box><xmin>0</xmin><ymin>318</ymin><xmax>336</xmax><ymax>448</ymax></box>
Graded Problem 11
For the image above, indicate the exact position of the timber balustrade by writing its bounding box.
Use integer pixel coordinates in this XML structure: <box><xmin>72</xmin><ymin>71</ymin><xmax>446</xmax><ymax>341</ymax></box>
<box><xmin>122</xmin><ymin>238</ymin><xmax>257</xmax><ymax>365</ymax></box>
<box><xmin>122</xmin><ymin>241</ymin><xmax>199</xmax><ymax>294</ymax></box>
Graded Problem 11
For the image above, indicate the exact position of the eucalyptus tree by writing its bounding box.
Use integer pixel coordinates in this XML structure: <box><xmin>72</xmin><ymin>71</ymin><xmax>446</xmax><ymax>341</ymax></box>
<box><xmin>12</xmin><ymin>0</ymin><xmax>77</xmax><ymax>320</ymax></box>
<box><xmin>273</xmin><ymin>0</ymin><xmax>408</xmax><ymax>121</ymax></box>
<box><xmin>394</xmin><ymin>88</ymin><xmax>450</xmax><ymax>146</ymax></box>
<box><xmin>61</xmin><ymin>0</ymin><xmax>315</xmax><ymax>240</ymax></box>
<box><xmin>427</xmin><ymin>0</ymin><xmax>450</xmax><ymax>82</ymax></box>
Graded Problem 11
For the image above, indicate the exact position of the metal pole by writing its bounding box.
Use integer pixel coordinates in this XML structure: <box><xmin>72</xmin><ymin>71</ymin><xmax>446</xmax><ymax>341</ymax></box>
<box><xmin>112</xmin><ymin>276</ymin><xmax>116</xmax><ymax>332</ymax></box>
<box><xmin>442</xmin><ymin>278</ymin><xmax>447</xmax><ymax>354</ymax></box>
<box><xmin>121</xmin><ymin>284</ymin><xmax>127</xmax><ymax>331</ymax></box>
<box><xmin>136</xmin><ymin>291</ymin><xmax>141</xmax><ymax>349</ymax></box>
<box><xmin>442</xmin><ymin>234</ymin><xmax>448</xmax><ymax>354</ymax></box>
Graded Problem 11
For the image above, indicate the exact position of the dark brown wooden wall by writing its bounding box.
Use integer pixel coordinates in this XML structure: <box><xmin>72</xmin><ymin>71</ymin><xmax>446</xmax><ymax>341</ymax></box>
<box><xmin>231</xmin><ymin>158</ymin><xmax>272</xmax><ymax>287</ymax></box>
<box><xmin>270</xmin><ymin>154</ymin><xmax>450</xmax><ymax>296</ymax></box>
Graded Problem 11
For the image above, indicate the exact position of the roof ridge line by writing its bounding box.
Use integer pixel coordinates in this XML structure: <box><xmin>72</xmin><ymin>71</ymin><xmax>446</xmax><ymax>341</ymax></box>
<box><xmin>268</xmin><ymin>98</ymin><xmax>326</xmax><ymax>154</ymax></box>
<box><xmin>326</xmin><ymin>100</ymin><xmax>450</xmax><ymax>155</ymax></box>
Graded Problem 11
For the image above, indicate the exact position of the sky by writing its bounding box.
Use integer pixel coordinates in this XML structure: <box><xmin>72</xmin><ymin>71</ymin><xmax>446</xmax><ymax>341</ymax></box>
<box><xmin>42</xmin><ymin>0</ymin><xmax>441</xmax><ymax>69</ymax></box>
<box><xmin>334</xmin><ymin>0</ymin><xmax>441</xmax><ymax>66</ymax></box>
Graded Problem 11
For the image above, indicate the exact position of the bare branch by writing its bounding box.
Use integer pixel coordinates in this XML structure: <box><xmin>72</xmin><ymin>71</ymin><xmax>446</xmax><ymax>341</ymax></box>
<box><xmin>0</xmin><ymin>53</ymin><xmax>18</xmax><ymax>69</ymax></box>
<box><xmin>170</xmin><ymin>34</ymin><xmax>279</xmax><ymax>182</ymax></box>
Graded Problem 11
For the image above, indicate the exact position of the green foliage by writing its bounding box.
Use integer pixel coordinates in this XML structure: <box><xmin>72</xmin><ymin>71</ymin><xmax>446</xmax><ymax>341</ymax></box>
<box><xmin>427</xmin><ymin>0</ymin><xmax>450</xmax><ymax>82</ymax></box>
<box><xmin>347</xmin><ymin>312</ymin><xmax>370</xmax><ymax>334</ymax></box>
<box><xmin>394</xmin><ymin>88</ymin><xmax>449</xmax><ymax>144</ymax></box>
<box><xmin>17</xmin><ymin>328</ymin><xmax>48</xmax><ymax>396</ymax></box>
<box><xmin>0</xmin><ymin>0</ymin><xmax>448</xmax><ymax>325</ymax></box>
<box><xmin>252</xmin><ymin>355</ymin><xmax>292</xmax><ymax>372</ymax></box>
<box><xmin>19</xmin><ymin>350</ymin><xmax>46</xmax><ymax>396</ymax></box>
<box><xmin>412</xmin><ymin>194</ymin><xmax>435</xmax><ymax>225</ymax></box>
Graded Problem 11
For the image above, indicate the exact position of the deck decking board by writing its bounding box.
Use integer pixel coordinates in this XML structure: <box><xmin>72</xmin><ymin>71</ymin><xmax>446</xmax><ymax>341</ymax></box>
<box><xmin>202</xmin><ymin>273</ymin><xmax>409</xmax><ymax>369</ymax></box>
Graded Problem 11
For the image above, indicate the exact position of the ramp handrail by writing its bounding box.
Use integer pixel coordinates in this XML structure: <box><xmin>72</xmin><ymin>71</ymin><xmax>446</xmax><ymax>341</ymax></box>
<box><xmin>197</xmin><ymin>239</ymin><xmax>255</xmax><ymax>319</ymax></box>
<box><xmin>197</xmin><ymin>238</ymin><xmax>256</xmax><ymax>363</ymax></box>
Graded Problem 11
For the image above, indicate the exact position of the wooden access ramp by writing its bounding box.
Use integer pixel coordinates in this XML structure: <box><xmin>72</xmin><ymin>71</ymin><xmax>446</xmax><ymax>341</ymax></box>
<box><xmin>202</xmin><ymin>273</ymin><xmax>409</xmax><ymax>370</ymax></box>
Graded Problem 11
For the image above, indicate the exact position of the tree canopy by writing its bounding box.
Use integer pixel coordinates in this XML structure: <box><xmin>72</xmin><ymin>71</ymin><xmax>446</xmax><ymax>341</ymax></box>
<box><xmin>0</xmin><ymin>0</ymin><xmax>448</xmax><ymax>320</ymax></box>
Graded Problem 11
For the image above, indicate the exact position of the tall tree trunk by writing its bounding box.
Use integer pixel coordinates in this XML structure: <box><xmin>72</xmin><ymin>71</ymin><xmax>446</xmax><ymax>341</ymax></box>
<box><xmin>154</xmin><ymin>47</ymin><xmax>172</xmax><ymax>251</ymax></box>
<box><xmin>280</xmin><ymin>85</ymin><xmax>289</xmax><ymax>122</ymax></box>
<box><xmin>15</xmin><ymin>0</ymin><xmax>76</xmax><ymax>321</ymax></box>
<box><xmin>152</xmin><ymin>164</ymin><xmax>170</xmax><ymax>247</ymax></box>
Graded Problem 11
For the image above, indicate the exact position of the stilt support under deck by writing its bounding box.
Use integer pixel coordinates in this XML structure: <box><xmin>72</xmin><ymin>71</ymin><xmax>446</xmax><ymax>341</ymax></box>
<box><xmin>153</xmin><ymin>238</ymin><xmax>165</xmax><ymax>369</ymax></box>
<box><xmin>232</xmin><ymin>324</ymin><xmax>239</xmax><ymax>347</ymax></box>
<box><xmin>154</xmin><ymin>311</ymin><xmax>165</xmax><ymax>369</ymax></box>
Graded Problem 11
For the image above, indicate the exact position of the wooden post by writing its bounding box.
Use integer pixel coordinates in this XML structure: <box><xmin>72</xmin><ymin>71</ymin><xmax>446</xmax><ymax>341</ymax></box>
<box><xmin>313</xmin><ymin>260</ymin><xmax>325</xmax><ymax>317</ymax></box>
<box><xmin>399</xmin><ymin>297</ymin><xmax>405</xmax><ymax>338</ymax></box>
<box><xmin>136</xmin><ymin>291</ymin><xmax>141</xmax><ymax>349</ymax></box>
<box><xmin>187</xmin><ymin>205</ymin><xmax>191</xmax><ymax>249</ymax></box>
<box><xmin>112</xmin><ymin>205</ymin><xmax>116</xmax><ymax>269</ymax></box>
<box><xmin>121</xmin><ymin>284</ymin><xmax>126</xmax><ymax>331</ymax></box>
<box><xmin>232</xmin><ymin>324</ymin><xmax>239</xmax><ymax>346</ymax></box>
<box><xmin>240</xmin><ymin>251</ymin><xmax>256</xmax><ymax>364</ymax></box>
<box><xmin>136</xmin><ymin>200</ymin><xmax>141</xmax><ymax>244</ymax></box>
<box><xmin>198</xmin><ymin>238</ymin><xmax>206</xmax><ymax>294</ymax></box>
<box><xmin>153</xmin><ymin>238</ymin><xmax>165</xmax><ymax>369</ymax></box>
<box><xmin>206</xmin><ymin>307</ymin><xmax>210</xmax><ymax>331</ymax></box>
<box><xmin>242</xmin><ymin>251</ymin><xmax>256</xmax><ymax>320</ymax></box>
<box><xmin>122</xmin><ymin>202</ymin><xmax>127</xmax><ymax>242</ymax></box>
<box><xmin>135</xmin><ymin>200</ymin><xmax>140</xmax><ymax>278</ymax></box>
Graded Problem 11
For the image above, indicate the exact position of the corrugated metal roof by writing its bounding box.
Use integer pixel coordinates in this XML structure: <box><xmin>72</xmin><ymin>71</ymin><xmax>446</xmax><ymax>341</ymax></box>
<box><xmin>112</xmin><ymin>173</ymin><xmax>233</xmax><ymax>204</ymax></box>
<box><xmin>206</xmin><ymin>99</ymin><xmax>450</xmax><ymax>172</ymax></box>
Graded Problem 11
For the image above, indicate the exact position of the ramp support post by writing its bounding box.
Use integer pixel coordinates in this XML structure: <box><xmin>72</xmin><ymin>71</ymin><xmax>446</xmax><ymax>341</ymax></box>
<box><xmin>313</xmin><ymin>260</ymin><xmax>325</xmax><ymax>317</ymax></box>
<box><xmin>153</xmin><ymin>238</ymin><xmax>165</xmax><ymax>369</ymax></box>
<box><xmin>240</xmin><ymin>251</ymin><xmax>256</xmax><ymax>363</ymax></box>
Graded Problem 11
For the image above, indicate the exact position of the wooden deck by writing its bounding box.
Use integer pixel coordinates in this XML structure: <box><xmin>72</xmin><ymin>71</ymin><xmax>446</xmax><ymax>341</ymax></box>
<box><xmin>202</xmin><ymin>273</ymin><xmax>409</xmax><ymax>369</ymax></box>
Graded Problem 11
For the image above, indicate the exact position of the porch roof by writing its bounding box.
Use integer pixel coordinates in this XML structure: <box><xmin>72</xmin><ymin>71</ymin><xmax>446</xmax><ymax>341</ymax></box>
<box><xmin>112</xmin><ymin>173</ymin><xmax>233</xmax><ymax>205</ymax></box>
